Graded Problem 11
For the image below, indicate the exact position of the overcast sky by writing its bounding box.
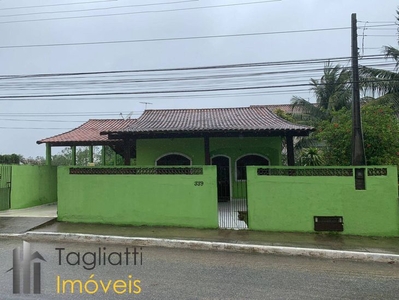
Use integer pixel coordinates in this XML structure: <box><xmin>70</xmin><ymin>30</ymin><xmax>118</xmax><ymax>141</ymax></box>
<box><xmin>0</xmin><ymin>0</ymin><xmax>398</xmax><ymax>158</ymax></box>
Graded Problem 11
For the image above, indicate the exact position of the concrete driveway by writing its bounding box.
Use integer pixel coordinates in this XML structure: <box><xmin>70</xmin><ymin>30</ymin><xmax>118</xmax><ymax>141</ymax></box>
<box><xmin>0</xmin><ymin>203</ymin><xmax>57</xmax><ymax>218</ymax></box>
<box><xmin>0</xmin><ymin>203</ymin><xmax>57</xmax><ymax>234</ymax></box>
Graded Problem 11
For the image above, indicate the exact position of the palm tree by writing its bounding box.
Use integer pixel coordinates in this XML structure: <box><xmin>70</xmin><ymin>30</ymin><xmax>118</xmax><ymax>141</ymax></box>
<box><xmin>298</xmin><ymin>147</ymin><xmax>325</xmax><ymax>166</ymax></box>
<box><xmin>360</xmin><ymin>11</ymin><xmax>399</xmax><ymax>112</ymax></box>
<box><xmin>289</xmin><ymin>63</ymin><xmax>351</xmax><ymax>164</ymax></box>
<box><xmin>291</xmin><ymin>62</ymin><xmax>352</xmax><ymax>126</ymax></box>
<box><xmin>360</xmin><ymin>48</ymin><xmax>399</xmax><ymax>111</ymax></box>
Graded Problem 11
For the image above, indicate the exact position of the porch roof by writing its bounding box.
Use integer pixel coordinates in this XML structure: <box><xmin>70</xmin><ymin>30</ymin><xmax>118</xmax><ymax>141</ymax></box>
<box><xmin>36</xmin><ymin>119</ymin><xmax>136</xmax><ymax>146</ymax></box>
<box><xmin>105</xmin><ymin>106</ymin><xmax>313</xmax><ymax>136</ymax></box>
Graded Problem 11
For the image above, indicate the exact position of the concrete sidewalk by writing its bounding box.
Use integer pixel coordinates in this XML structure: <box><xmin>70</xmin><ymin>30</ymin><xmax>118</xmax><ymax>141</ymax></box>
<box><xmin>0</xmin><ymin>202</ymin><xmax>398</xmax><ymax>262</ymax></box>
<box><xmin>4</xmin><ymin>221</ymin><xmax>391</xmax><ymax>263</ymax></box>
<box><xmin>32</xmin><ymin>221</ymin><xmax>399</xmax><ymax>253</ymax></box>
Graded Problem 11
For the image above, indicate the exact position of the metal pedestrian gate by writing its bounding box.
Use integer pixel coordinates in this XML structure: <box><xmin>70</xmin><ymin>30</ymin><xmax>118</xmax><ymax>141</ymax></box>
<box><xmin>216</xmin><ymin>165</ymin><xmax>248</xmax><ymax>230</ymax></box>
<box><xmin>0</xmin><ymin>165</ymin><xmax>12</xmax><ymax>210</ymax></box>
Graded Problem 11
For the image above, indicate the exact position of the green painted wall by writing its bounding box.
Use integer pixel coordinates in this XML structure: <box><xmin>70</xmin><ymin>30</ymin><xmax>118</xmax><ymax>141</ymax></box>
<box><xmin>137</xmin><ymin>138</ymin><xmax>205</xmax><ymax>165</ymax></box>
<box><xmin>137</xmin><ymin>136</ymin><xmax>282</xmax><ymax>198</ymax></box>
<box><xmin>57</xmin><ymin>166</ymin><xmax>218</xmax><ymax>228</ymax></box>
<box><xmin>209</xmin><ymin>136</ymin><xmax>281</xmax><ymax>166</ymax></box>
<box><xmin>247</xmin><ymin>166</ymin><xmax>399</xmax><ymax>237</ymax></box>
<box><xmin>11</xmin><ymin>165</ymin><xmax>58</xmax><ymax>209</ymax></box>
<box><xmin>210</xmin><ymin>137</ymin><xmax>281</xmax><ymax>198</ymax></box>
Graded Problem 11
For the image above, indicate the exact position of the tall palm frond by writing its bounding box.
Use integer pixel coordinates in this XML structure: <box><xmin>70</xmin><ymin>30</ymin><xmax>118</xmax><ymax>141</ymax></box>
<box><xmin>310</xmin><ymin>63</ymin><xmax>352</xmax><ymax>111</ymax></box>
<box><xmin>360</xmin><ymin>66</ymin><xmax>399</xmax><ymax>96</ymax></box>
<box><xmin>359</xmin><ymin>9</ymin><xmax>399</xmax><ymax>112</ymax></box>
<box><xmin>384</xmin><ymin>46</ymin><xmax>399</xmax><ymax>69</ymax></box>
<box><xmin>291</xmin><ymin>96</ymin><xmax>327</xmax><ymax>126</ymax></box>
<box><xmin>291</xmin><ymin>63</ymin><xmax>351</xmax><ymax>126</ymax></box>
<box><xmin>290</xmin><ymin>63</ymin><xmax>352</xmax><ymax>161</ymax></box>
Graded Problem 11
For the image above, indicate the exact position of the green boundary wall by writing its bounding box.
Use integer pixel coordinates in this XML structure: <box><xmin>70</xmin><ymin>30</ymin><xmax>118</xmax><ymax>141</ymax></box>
<box><xmin>247</xmin><ymin>166</ymin><xmax>399</xmax><ymax>236</ymax></box>
<box><xmin>11</xmin><ymin>165</ymin><xmax>57</xmax><ymax>209</ymax></box>
<box><xmin>57</xmin><ymin>166</ymin><xmax>218</xmax><ymax>228</ymax></box>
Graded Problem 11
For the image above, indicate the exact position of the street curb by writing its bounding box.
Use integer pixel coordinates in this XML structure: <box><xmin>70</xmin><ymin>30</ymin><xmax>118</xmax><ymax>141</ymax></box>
<box><xmin>1</xmin><ymin>231</ymin><xmax>399</xmax><ymax>263</ymax></box>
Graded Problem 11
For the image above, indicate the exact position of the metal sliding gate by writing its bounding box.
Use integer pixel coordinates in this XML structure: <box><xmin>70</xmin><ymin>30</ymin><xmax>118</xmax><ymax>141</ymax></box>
<box><xmin>0</xmin><ymin>165</ymin><xmax>12</xmax><ymax>210</ymax></box>
<box><xmin>217</xmin><ymin>165</ymin><xmax>248</xmax><ymax>229</ymax></box>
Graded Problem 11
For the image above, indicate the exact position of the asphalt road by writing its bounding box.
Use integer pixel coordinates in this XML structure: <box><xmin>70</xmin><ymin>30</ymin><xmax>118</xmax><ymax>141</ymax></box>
<box><xmin>0</xmin><ymin>239</ymin><xmax>398</xmax><ymax>299</ymax></box>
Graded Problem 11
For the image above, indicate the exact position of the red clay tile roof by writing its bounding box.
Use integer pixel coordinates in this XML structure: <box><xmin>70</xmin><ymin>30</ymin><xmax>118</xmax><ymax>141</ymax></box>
<box><xmin>37</xmin><ymin>119</ymin><xmax>136</xmax><ymax>145</ymax></box>
<box><xmin>117</xmin><ymin>106</ymin><xmax>313</xmax><ymax>134</ymax></box>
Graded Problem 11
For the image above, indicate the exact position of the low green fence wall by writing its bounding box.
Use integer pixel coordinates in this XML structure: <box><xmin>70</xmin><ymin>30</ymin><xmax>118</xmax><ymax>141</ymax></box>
<box><xmin>11</xmin><ymin>165</ymin><xmax>58</xmax><ymax>209</ymax></box>
<box><xmin>247</xmin><ymin>166</ymin><xmax>399</xmax><ymax>236</ymax></box>
<box><xmin>57</xmin><ymin>166</ymin><xmax>218</xmax><ymax>228</ymax></box>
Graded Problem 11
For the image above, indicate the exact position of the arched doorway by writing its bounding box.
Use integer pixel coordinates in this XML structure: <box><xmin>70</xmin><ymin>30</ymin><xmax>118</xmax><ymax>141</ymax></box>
<box><xmin>236</xmin><ymin>154</ymin><xmax>269</xmax><ymax>180</ymax></box>
<box><xmin>211</xmin><ymin>156</ymin><xmax>231</xmax><ymax>202</ymax></box>
<box><xmin>156</xmin><ymin>153</ymin><xmax>191</xmax><ymax>166</ymax></box>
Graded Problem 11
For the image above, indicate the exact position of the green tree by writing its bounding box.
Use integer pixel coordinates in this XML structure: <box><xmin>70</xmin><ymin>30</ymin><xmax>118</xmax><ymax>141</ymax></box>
<box><xmin>51</xmin><ymin>147</ymin><xmax>101</xmax><ymax>166</ymax></box>
<box><xmin>0</xmin><ymin>154</ymin><xmax>22</xmax><ymax>164</ymax></box>
<box><xmin>291</xmin><ymin>62</ymin><xmax>351</xmax><ymax>126</ymax></box>
<box><xmin>289</xmin><ymin>63</ymin><xmax>351</xmax><ymax>163</ymax></box>
<box><xmin>317</xmin><ymin>104</ymin><xmax>399</xmax><ymax>166</ymax></box>
<box><xmin>51</xmin><ymin>146</ymin><xmax>124</xmax><ymax>166</ymax></box>
<box><xmin>21</xmin><ymin>156</ymin><xmax>46</xmax><ymax>165</ymax></box>
<box><xmin>102</xmin><ymin>146</ymin><xmax>125</xmax><ymax>166</ymax></box>
<box><xmin>298</xmin><ymin>147</ymin><xmax>325</xmax><ymax>166</ymax></box>
<box><xmin>274</xmin><ymin>108</ymin><xmax>295</xmax><ymax>123</ymax></box>
<box><xmin>360</xmin><ymin>10</ymin><xmax>399</xmax><ymax>112</ymax></box>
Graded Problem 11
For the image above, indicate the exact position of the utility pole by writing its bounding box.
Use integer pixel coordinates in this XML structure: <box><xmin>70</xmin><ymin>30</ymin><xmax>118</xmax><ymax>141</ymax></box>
<box><xmin>351</xmin><ymin>13</ymin><xmax>366</xmax><ymax>166</ymax></box>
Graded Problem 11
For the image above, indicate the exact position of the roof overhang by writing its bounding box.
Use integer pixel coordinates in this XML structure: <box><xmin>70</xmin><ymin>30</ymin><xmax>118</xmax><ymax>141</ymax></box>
<box><xmin>36</xmin><ymin>139</ymin><xmax>125</xmax><ymax>147</ymax></box>
<box><xmin>104</xmin><ymin>128</ymin><xmax>314</xmax><ymax>140</ymax></box>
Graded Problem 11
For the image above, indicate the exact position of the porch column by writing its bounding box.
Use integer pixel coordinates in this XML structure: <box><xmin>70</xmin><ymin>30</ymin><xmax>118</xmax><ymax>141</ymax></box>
<box><xmin>286</xmin><ymin>135</ymin><xmax>295</xmax><ymax>166</ymax></box>
<box><xmin>89</xmin><ymin>145</ymin><xmax>94</xmax><ymax>163</ymax></box>
<box><xmin>113</xmin><ymin>150</ymin><xmax>117</xmax><ymax>166</ymax></box>
<box><xmin>123</xmin><ymin>139</ymin><xmax>131</xmax><ymax>166</ymax></box>
<box><xmin>71</xmin><ymin>146</ymin><xmax>76</xmax><ymax>166</ymax></box>
<box><xmin>204</xmin><ymin>136</ymin><xmax>210</xmax><ymax>165</ymax></box>
<box><xmin>101</xmin><ymin>146</ymin><xmax>106</xmax><ymax>166</ymax></box>
<box><xmin>45</xmin><ymin>144</ymin><xmax>52</xmax><ymax>166</ymax></box>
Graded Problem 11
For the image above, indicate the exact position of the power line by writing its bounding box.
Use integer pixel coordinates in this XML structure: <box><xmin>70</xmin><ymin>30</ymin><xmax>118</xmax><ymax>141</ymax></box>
<box><xmin>0</xmin><ymin>61</ymin><xmax>390</xmax><ymax>85</ymax></box>
<box><xmin>0</xmin><ymin>26</ymin><xmax>353</xmax><ymax>49</ymax></box>
<box><xmin>0</xmin><ymin>111</ymin><xmax>136</xmax><ymax>116</ymax></box>
<box><xmin>359</xmin><ymin>20</ymin><xmax>396</xmax><ymax>24</ymax></box>
<box><xmin>0</xmin><ymin>126</ymin><xmax>73</xmax><ymax>130</ymax></box>
<box><xmin>0</xmin><ymin>55</ymin><xmax>393</xmax><ymax>107</ymax></box>
<box><xmin>0</xmin><ymin>79</ymin><xmax>397</xmax><ymax>100</ymax></box>
<box><xmin>363</xmin><ymin>23</ymin><xmax>397</xmax><ymax>28</ymax></box>
<box><xmin>0</xmin><ymin>0</ymin><xmax>117</xmax><ymax>11</ymax></box>
<box><xmin>0</xmin><ymin>118</ymin><xmax>86</xmax><ymax>123</ymax></box>
<box><xmin>0</xmin><ymin>0</ymin><xmax>198</xmax><ymax>18</ymax></box>
<box><xmin>0</xmin><ymin>55</ymin><xmax>393</xmax><ymax>103</ymax></box>
<box><xmin>365</xmin><ymin>34</ymin><xmax>398</xmax><ymax>37</ymax></box>
<box><xmin>0</xmin><ymin>0</ymin><xmax>281</xmax><ymax>24</ymax></box>
<box><xmin>0</xmin><ymin>54</ymin><xmax>386</xmax><ymax>78</ymax></box>
<box><xmin>0</xmin><ymin>62</ymin><xmax>393</xmax><ymax>97</ymax></box>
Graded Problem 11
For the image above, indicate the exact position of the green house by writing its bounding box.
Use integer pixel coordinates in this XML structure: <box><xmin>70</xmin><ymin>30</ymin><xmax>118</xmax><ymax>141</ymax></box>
<box><xmin>38</xmin><ymin>106</ymin><xmax>313</xmax><ymax>201</ymax></box>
